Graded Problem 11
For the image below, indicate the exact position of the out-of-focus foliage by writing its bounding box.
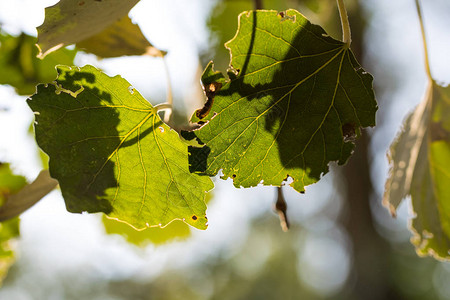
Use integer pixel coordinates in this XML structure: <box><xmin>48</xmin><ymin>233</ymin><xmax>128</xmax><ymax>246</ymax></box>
<box><xmin>384</xmin><ymin>81</ymin><xmax>450</xmax><ymax>260</ymax></box>
<box><xmin>76</xmin><ymin>16</ymin><xmax>166</xmax><ymax>58</ymax></box>
<box><xmin>0</xmin><ymin>163</ymin><xmax>26</xmax><ymax>285</ymax></box>
<box><xmin>36</xmin><ymin>0</ymin><xmax>139</xmax><ymax>57</ymax></box>
<box><xmin>0</xmin><ymin>32</ymin><xmax>76</xmax><ymax>95</ymax></box>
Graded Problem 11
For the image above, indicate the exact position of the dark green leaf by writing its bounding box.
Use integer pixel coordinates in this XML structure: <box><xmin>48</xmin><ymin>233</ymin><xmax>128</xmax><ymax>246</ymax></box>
<box><xmin>28</xmin><ymin>65</ymin><xmax>213</xmax><ymax>230</ymax></box>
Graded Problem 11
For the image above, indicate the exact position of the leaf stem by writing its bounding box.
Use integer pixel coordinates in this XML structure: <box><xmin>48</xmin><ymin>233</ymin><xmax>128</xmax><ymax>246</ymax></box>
<box><xmin>336</xmin><ymin>0</ymin><xmax>351</xmax><ymax>45</ymax></box>
<box><xmin>162</xmin><ymin>57</ymin><xmax>173</xmax><ymax>123</ymax></box>
<box><xmin>253</xmin><ymin>0</ymin><xmax>263</xmax><ymax>10</ymax></box>
<box><xmin>154</xmin><ymin>103</ymin><xmax>172</xmax><ymax>112</ymax></box>
<box><xmin>415</xmin><ymin>0</ymin><xmax>432</xmax><ymax>81</ymax></box>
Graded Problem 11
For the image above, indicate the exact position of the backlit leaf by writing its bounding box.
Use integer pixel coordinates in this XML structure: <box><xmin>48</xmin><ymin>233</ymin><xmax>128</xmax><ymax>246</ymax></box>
<box><xmin>28</xmin><ymin>65</ymin><xmax>213</xmax><ymax>230</ymax></box>
<box><xmin>37</xmin><ymin>0</ymin><xmax>139</xmax><ymax>57</ymax></box>
<box><xmin>102</xmin><ymin>190</ymin><xmax>213</xmax><ymax>245</ymax></box>
<box><xmin>188</xmin><ymin>10</ymin><xmax>377</xmax><ymax>193</ymax></box>
<box><xmin>384</xmin><ymin>81</ymin><xmax>450</xmax><ymax>260</ymax></box>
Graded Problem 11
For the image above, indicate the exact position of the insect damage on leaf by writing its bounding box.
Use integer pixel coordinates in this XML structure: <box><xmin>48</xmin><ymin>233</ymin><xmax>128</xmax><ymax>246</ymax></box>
<box><xmin>342</xmin><ymin>123</ymin><xmax>357</xmax><ymax>142</ymax></box>
<box><xmin>195</xmin><ymin>82</ymin><xmax>222</xmax><ymax>119</ymax></box>
<box><xmin>278</xmin><ymin>11</ymin><xmax>296</xmax><ymax>22</ymax></box>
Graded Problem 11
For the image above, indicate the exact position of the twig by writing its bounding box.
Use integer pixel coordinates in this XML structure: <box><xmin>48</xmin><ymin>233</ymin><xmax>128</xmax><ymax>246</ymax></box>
<box><xmin>254</xmin><ymin>0</ymin><xmax>263</xmax><ymax>10</ymax></box>
<box><xmin>274</xmin><ymin>187</ymin><xmax>289</xmax><ymax>232</ymax></box>
<box><xmin>415</xmin><ymin>0</ymin><xmax>432</xmax><ymax>81</ymax></box>
<box><xmin>336</xmin><ymin>0</ymin><xmax>352</xmax><ymax>45</ymax></box>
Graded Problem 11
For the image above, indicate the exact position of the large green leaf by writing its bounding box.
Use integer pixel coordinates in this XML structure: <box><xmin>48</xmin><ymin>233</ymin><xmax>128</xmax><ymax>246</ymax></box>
<box><xmin>37</xmin><ymin>0</ymin><xmax>139</xmax><ymax>57</ymax></box>
<box><xmin>0</xmin><ymin>32</ymin><xmax>76</xmax><ymax>95</ymax></box>
<box><xmin>384</xmin><ymin>81</ymin><xmax>450</xmax><ymax>259</ymax></box>
<box><xmin>28</xmin><ymin>65</ymin><xmax>213</xmax><ymax>230</ymax></box>
<box><xmin>188</xmin><ymin>10</ymin><xmax>377</xmax><ymax>193</ymax></box>
<box><xmin>0</xmin><ymin>163</ymin><xmax>26</xmax><ymax>285</ymax></box>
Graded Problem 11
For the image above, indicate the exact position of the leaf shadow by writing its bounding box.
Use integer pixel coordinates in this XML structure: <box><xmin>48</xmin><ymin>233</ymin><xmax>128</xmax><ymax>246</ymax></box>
<box><xmin>32</xmin><ymin>69</ymin><xmax>159</xmax><ymax>215</ymax></box>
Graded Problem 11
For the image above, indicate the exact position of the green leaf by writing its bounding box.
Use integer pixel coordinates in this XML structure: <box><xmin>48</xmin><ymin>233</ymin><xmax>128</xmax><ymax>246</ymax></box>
<box><xmin>102</xmin><ymin>189</ymin><xmax>213</xmax><ymax>245</ymax></box>
<box><xmin>37</xmin><ymin>0</ymin><xmax>139</xmax><ymax>58</ymax></box>
<box><xmin>188</xmin><ymin>10</ymin><xmax>377</xmax><ymax>193</ymax></box>
<box><xmin>28</xmin><ymin>65</ymin><xmax>213</xmax><ymax>230</ymax></box>
<box><xmin>103</xmin><ymin>216</ymin><xmax>191</xmax><ymax>246</ymax></box>
<box><xmin>0</xmin><ymin>163</ymin><xmax>26</xmax><ymax>285</ymax></box>
<box><xmin>384</xmin><ymin>82</ymin><xmax>450</xmax><ymax>260</ymax></box>
<box><xmin>0</xmin><ymin>32</ymin><xmax>76</xmax><ymax>95</ymax></box>
<box><xmin>207</xmin><ymin>0</ymin><xmax>289</xmax><ymax>72</ymax></box>
<box><xmin>76</xmin><ymin>16</ymin><xmax>166</xmax><ymax>58</ymax></box>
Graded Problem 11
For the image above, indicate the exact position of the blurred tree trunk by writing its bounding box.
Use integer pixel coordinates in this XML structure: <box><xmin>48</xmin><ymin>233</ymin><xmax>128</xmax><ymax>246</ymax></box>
<box><xmin>340</xmin><ymin>2</ymin><xmax>404</xmax><ymax>300</ymax></box>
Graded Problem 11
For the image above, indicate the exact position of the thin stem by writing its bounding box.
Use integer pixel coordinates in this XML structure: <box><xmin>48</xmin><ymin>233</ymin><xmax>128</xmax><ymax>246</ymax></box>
<box><xmin>336</xmin><ymin>0</ymin><xmax>351</xmax><ymax>45</ymax></box>
<box><xmin>154</xmin><ymin>103</ymin><xmax>172</xmax><ymax>112</ymax></box>
<box><xmin>415</xmin><ymin>0</ymin><xmax>432</xmax><ymax>81</ymax></box>
<box><xmin>162</xmin><ymin>57</ymin><xmax>173</xmax><ymax>123</ymax></box>
<box><xmin>275</xmin><ymin>187</ymin><xmax>289</xmax><ymax>232</ymax></box>
<box><xmin>253</xmin><ymin>0</ymin><xmax>263</xmax><ymax>10</ymax></box>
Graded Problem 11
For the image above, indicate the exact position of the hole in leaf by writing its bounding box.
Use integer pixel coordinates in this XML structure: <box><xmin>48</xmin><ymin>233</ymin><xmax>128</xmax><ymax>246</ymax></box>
<box><xmin>278</xmin><ymin>11</ymin><xmax>296</xmax><ymax>22</ymax></box>
<box><xmin>342</xmin><ymin>123</ymin><xmax>356</xmax><ymax>142</ymax></box>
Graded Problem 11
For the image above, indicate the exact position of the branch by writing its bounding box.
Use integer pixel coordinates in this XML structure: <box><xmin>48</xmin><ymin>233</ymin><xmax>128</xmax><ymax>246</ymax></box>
<box><xmin>0</xmin><ymin>170</ymin><xmax>58</xmax><ymax>221</ymax></box>
<box><xmin>274</xmin><ymin>187</ymin><xmax>289</xmax><ymax>232</ymax></box>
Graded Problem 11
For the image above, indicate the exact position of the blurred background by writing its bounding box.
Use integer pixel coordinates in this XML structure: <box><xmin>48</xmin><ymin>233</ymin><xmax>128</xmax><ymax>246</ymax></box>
<box><xmin>0</xmin><ymin>0</ymin><xmax>450</xmax><ymax>299</ymax></box>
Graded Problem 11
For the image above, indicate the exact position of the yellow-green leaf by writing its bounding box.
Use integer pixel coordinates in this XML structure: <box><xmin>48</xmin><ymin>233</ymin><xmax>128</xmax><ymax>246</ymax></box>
<box><xmin>28</xmin><ymin>65</ymin><xmax>213</xmax><ymax>230</ymax></box>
